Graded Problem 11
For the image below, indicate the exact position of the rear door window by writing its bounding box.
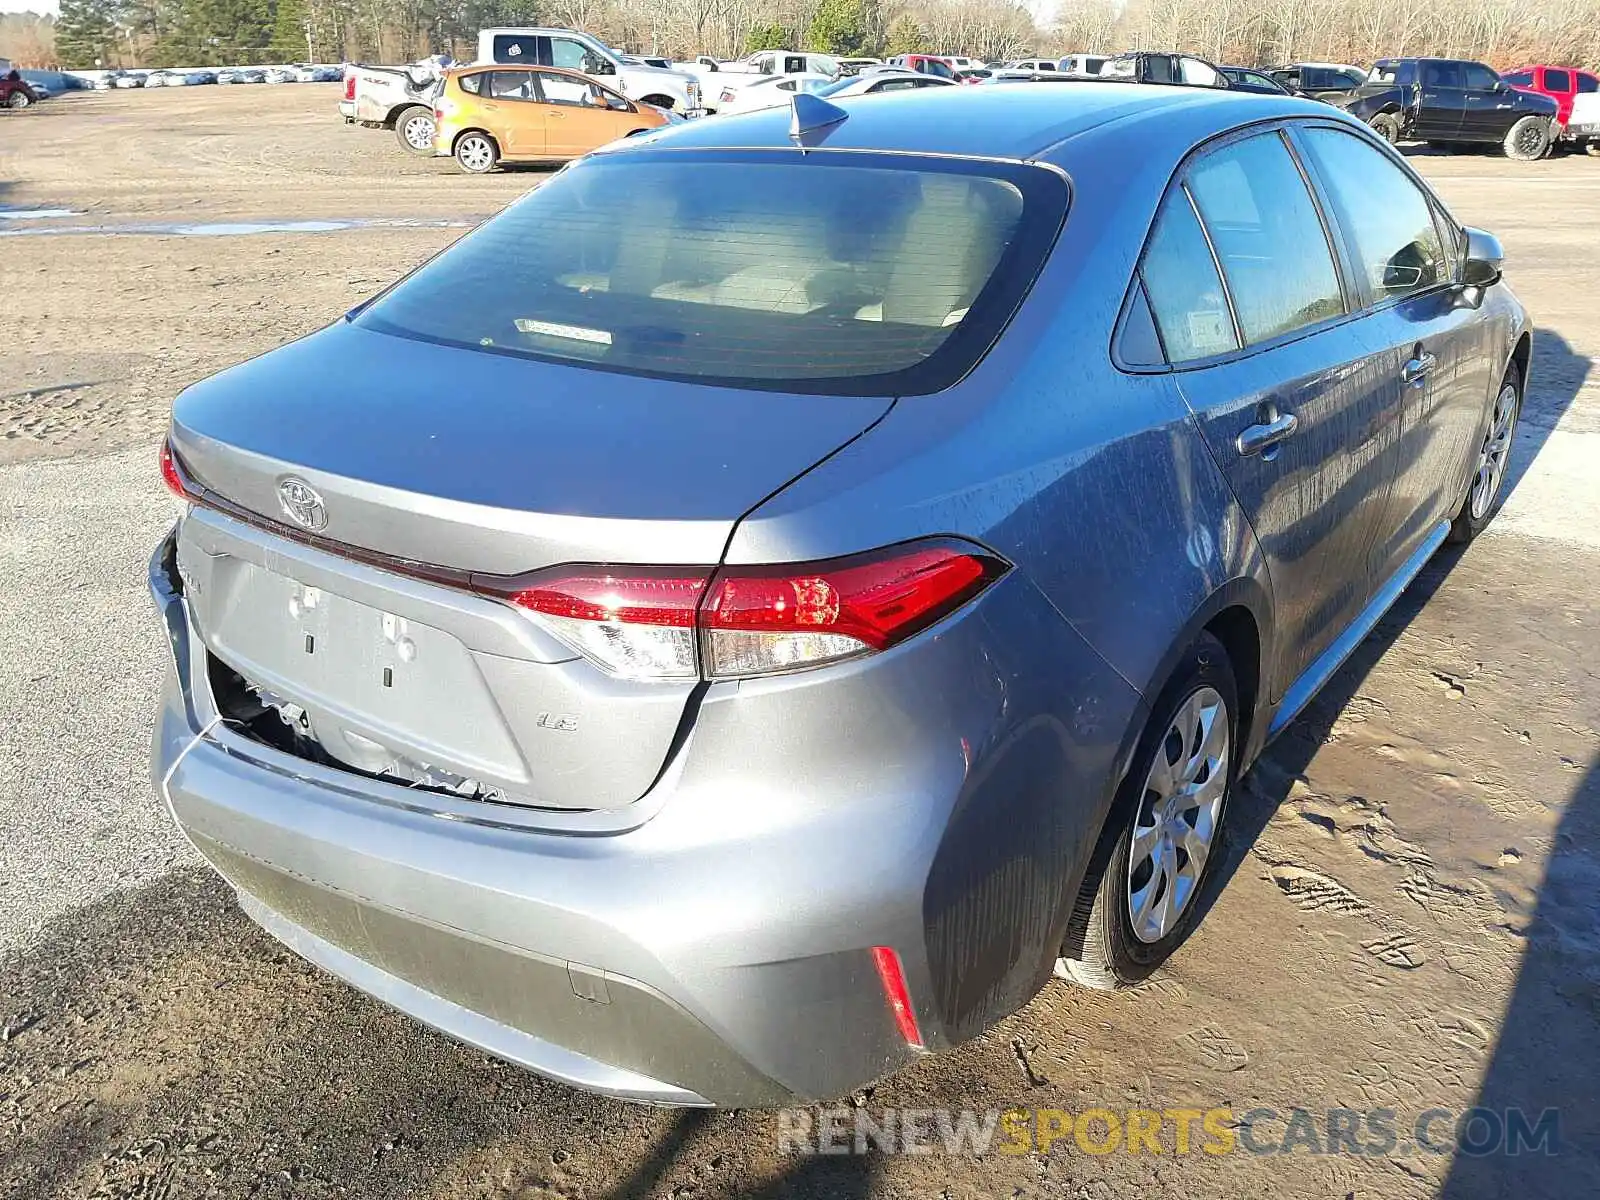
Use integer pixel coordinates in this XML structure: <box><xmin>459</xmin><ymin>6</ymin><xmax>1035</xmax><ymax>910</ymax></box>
<box><xmin>1185</xmin><ymin>133</ymin><xmax>1345</xmax><ymax>345</ymax></box>
<box><xmin>1424</xmin><ymin>62</ymin><xmax>1466</xmax><ymax>88</ymax></box>
<box><xmin>489</xmin><ymin>71</ymin><xmax>536</xmax><ymax>101</ymax></box>
<box><xmin>1544</xmin><ymin>69</ymin><xmax>1572</xmax><ymax>92</ymax></box>
<box><xmin>492</xmin><ymin>35</ymin><xmax>538</xmax><ymax>64</ymax></box>
<box><xmin>355</xmin><ymin>151</ymin><xmax>1068</xmax><ymax>396</ymax></box>
<box><xmin>1298</xmin><ymin>126</ymin><xmax>1449</xmax><ymax>305</ymax></box>
<box><xmin>1139</xmin><ymin>188</ymin><xmax>1239</xmax><ymax>363</ymax></box>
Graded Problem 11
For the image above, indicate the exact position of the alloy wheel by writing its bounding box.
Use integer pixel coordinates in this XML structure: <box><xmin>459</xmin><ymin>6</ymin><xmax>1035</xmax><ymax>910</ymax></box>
<box><xmin>457</xmin><ymin>135</ymin><xmax>493</xmax><ymax>172</ymax></box>
<box><xmin>1127</xmin><ymin>686</ymin><xmax>1229</xmax><ymax>944</ymax></box>
<box><xmin>403</xmin><ymin>114</ymin><xmax>435</xmax><ymax>151</ymax></box>
<box><xmin>1470</xmin><ymin>381</ymin><xmax>1519</xmax><ymax>520</ymax></box>
<box><xmin>1515</xmin><ymin>122</ymin><xmax>1545</xmax><ymax>158</ymax></box>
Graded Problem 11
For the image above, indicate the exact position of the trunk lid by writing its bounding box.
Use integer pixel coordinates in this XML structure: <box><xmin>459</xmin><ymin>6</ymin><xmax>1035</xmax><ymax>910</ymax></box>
<box><xmin>171</xmin><ymin>322</ymin><xmax>890</xmax><ymax>810</ymax></box>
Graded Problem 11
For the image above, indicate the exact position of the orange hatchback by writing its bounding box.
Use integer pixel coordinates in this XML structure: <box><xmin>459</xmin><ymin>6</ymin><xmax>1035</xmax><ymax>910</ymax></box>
<box><xmin>435</xmin><ymin>65</ymin><xmax>672</xmax><ymax>174</ymax></box>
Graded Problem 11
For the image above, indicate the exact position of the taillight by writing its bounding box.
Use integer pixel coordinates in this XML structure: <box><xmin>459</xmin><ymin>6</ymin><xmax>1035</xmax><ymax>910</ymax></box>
<box><xmin>160</xmin><ymin>437</ymin><xmax>190</xmax><ymax>500</ymax></box>
<box><xmin>502</xmin><ymin>540</ymin><xmax>1005</xmax><ymax>682</ymax></box>
<box><xmin>509</xmin><ymin>570</ymin><xmax>706</xmax><ymax>680</ymax></box>
<box><xmin>343</xmin><ymin>74</ymin><xmax>356</xmax><ymax>101</ymax></box>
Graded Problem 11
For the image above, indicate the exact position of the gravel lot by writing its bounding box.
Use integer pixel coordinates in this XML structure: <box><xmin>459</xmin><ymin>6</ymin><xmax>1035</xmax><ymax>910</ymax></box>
<box><xmin>1</xmin><ymin>87</ymin><xmax>1597</xmax><ymax>1199</ymax></box>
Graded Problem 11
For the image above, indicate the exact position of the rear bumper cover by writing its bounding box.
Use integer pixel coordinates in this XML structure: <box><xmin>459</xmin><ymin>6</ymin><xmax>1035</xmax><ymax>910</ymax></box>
<box><xmin>150</xmin><ymin>524</ymin><xmax>1139</xmax><ymax>1104</ymax></box>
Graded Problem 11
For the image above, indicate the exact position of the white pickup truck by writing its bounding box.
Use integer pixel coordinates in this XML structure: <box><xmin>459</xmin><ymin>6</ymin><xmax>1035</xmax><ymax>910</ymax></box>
<box><xmin>678</xmin><ymin>50</ymin><xmax>841</xmax><ymax>112</ymax></box>
<box><xmin>476</xmin><ymin>28</ymin><xmax>702</xmax><ymax>113</ymax></box>
<box><xmin>340</xmin><ymin>58</ymin><xmax>451</xmax><ymax>155</ymax></box>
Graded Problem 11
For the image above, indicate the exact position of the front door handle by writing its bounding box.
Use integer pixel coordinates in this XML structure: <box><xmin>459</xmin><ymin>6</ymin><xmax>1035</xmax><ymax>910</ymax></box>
<box><xmin>1236</xmin><ymin>407</ymin><xmax>1299</xmax><ymax>457</ymax></box>
<box><xmin>1402</xmin><ymin>351</ymin><xmax>1438</xmax><ymax>388</ymax></box>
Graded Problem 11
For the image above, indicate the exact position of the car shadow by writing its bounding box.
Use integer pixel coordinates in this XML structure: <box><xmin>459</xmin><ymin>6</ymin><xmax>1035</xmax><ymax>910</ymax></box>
<box><xmin>1503</xmin><ymin>329</ymin><xmax>1591</xmax><ymax>503</ymax></box>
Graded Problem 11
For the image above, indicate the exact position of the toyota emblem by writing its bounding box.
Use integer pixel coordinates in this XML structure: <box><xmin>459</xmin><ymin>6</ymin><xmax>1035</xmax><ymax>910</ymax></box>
<box><xmin>277</xmin><ymin>477</ymin><xmax>328</xmax><ymax>531</ymax></box>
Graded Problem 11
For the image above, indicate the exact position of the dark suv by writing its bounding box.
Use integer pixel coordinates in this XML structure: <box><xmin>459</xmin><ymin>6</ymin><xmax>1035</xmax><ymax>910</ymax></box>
<box><xmin>1339</xmin><ymin>58</ymin><xmax>1558</xmax><ymax>159</ymax></box>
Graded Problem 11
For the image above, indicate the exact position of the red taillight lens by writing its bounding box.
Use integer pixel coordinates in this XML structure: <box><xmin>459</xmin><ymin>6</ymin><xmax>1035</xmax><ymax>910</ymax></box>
<box><xmin>871</xmin><ymin>946</ymin><xmax>925</xmax><ymax>1048</ymax></box>
<box><xmin>500</xmin><ymin>541</ymin><xmax>1004</xmax><ymax>682</ymax></box>
<box><xmin>160</xmin><ymin>438</ymin><xmax>189</xmax><ymax>500</ymax></box>
<box><xmin>344</xmin><ymin>74</ymin><xmax>356</xmax><ymax>100</ymax></box>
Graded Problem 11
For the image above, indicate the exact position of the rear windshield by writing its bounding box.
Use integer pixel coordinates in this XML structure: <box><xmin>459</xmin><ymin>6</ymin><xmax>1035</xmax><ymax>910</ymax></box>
<box><xmin>355</xmin><ymin>150</ymin><xmax>1067</xmax><ymax>395</ymax></box>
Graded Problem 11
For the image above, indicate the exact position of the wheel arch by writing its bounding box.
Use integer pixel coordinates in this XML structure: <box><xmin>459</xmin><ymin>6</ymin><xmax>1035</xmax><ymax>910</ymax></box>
<box><xmin>1510</xmin><ymin>328</ymin><xmax>1532</xmax><ymax>390</ymax></box>
<box><xmin>638</xmin><ymin>93</ymin><xmax>676</xmax><ymax>109</ymax></box>
<box><xmin>452</xmin><ymin>127</ymin><xmax>498</xmax><ymax>153</ymax></box>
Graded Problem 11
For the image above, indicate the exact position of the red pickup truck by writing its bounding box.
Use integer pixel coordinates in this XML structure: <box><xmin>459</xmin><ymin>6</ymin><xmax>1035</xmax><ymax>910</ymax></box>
<box><xmin>1504</xmin><ymin>64</ymin><xmax>1600</xmax><ymax>152</ymax></box>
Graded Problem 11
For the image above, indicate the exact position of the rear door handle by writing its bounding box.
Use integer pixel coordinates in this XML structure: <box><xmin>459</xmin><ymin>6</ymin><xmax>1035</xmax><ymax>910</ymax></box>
<box><xmin>1236</xmin><ymin>409</ymin><xmax>1299</xmax><ymax>456</ymax></box>
<box><xmin>1402</xmin><ymin>351</ymin><xmax>1438</xmax><ymax>388</ymax></box>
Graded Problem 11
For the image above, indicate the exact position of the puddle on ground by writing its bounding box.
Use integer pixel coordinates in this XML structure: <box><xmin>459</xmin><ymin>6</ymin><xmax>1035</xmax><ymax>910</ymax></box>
<box><xmin>0</xmin><ymin>208</ymin><xmax>85</xmax><ymax>220</ymax></box>
<box><xmin>0</xmin><ymin>216</ymin><xmax>478</xmax><ymax>238</ymax></box>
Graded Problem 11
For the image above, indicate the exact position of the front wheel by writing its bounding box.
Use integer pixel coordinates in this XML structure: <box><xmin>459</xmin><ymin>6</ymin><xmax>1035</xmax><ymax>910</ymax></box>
<box><xmin>1504</xmin><ymin>115</ymin><xmax>1551</xmax><ymax>161</ymax></box>
<box><xmin>1369</xmin><ymin>112</ymin><xmax>1402</xmax><ymax>144</ymax></box>
<box><xmin>453</xmin><ymin>131</ymin><xmax>498</xmax><ymax>174</ymax></box>
<box><xmin>1449</xmin><ymin>361</ymin><xmax>1521</xmax><ymax>543</ymax></box>
<box><xmin>1057</xmin><ymin>632</ymin><xmax>1238</xmax><ymax>990</ymax></box>
<box><xmin>6</xmin><ymin>91</ymin><xmax>31</xmax><ymax>109</ymax></box>
<box><xmin>394</xmin><ymin>104</ymin><xmax>436</xmax><ymax>156</ymax></box>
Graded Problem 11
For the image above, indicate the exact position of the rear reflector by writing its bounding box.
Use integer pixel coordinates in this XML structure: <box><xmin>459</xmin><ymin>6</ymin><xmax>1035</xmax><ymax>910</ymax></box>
<box><xmin>160</xmin><ymin>438</ymin><xmax>189</xmax><ymax>500</ymax></box>
<box><xmin>871</xmin><ymin>946</ymin><xmax>925</xmax><ymax>1048</ymax></box>
<box><xmin>501</xmin><ymin>540</ymin><xmax>1005</xmax><ymax>682</ymax></box>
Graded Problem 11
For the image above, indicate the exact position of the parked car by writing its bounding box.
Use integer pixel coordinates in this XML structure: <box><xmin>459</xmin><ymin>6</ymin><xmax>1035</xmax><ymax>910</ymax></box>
<box><xmin>264</xmin><ymin>66</ymin><xmax>299</xmax><ymax>84</ymax></box>
<box><xmin>186</xmin><ymin>70</ymin><xmax>219</xmax><ymax>85</ymax></box>
<box><xmin>713</xmin><ymin>72</ymin><xmax>835</xmax><ymax>115</ymax></box>
<box><xmin>478</xmin><ymin>28</ymin><xmax>702</xmax><ymax>113</ymax></box>
<box><xmin>941</xmin><ymin>55</ymin><xmax>982</xmax><ymax>71</ymax></box>
<box><xmin>1100</xmin><ymin>51</ymin><xmax>1228</xmax><ymax>87</ymax></box>
<box><xmin>836</xmin><ymin>56</ymin><xmax>882</xmax><ymax>76</ymax></box>
<box><xmin>1</xmin><ymin>70</ymin><xmax>38</xmax><ymax>108</ymax></box>
<box><xmin>1006</xmin><ymin>57</ymin><xmax>1058</xmax><ymax>72</ymax></box>
<box><xmin>1503</xmin><ymin>64</ymin><xmax>1600</xmax><ymax>152</ymax></box>
<box><xmin>815</xmin><ymin>70</ymin><xmax>956</xmax><ymax>98</ymax></box>
<box><xmin>114</xmin><ymin>71</ymin><xmax>148</xmax><ymax>88</ymax></box>
<box><xmin>434</xmin><ymin>64</ymin><xmax>671</xmax><ymax>173</ymax></box>
<box><xmin>153</xmin><ymin>84</ymin><xmax>1528</xmax><ymax>1108</ymax></box>
<box><xmin>144</xmin><ymin>69</ymin><xmax>177</xmax><ymax>87</ymax></box>
<box><xmin>954</xmin><ymin>69</ymin><xmax>992</xmax><ymax>84</ymax></box>
<box><xmin>1220</xmin><ymin>65</ymin><xmax>1293</xmax><ymax>95</ymax></box>
<box><xmin>1058</xmin><ymin>53</ymin><xmax>1109</xmax><ymax>76</ymax></box>
<box><xmin>92</xmin><ymin>71</ymin><xmax>119</xmax><ymax>90</ymax></box>
<box><xmin>1269</xmin><ymin>62</ymin><xmax>1367</xmax><ymax>100</ymax></box>
<box><xmin>1338</xmin><ymin>58</ymin><xmax>1557</xmax><ymax>159</ymax></box>
<box><xmin>217</xmin><ymin>68</ymin><xmax>266</xmax><ymax>85</ymax></box>
<box><xmin>885</xmin><ymin>54</ymin><xmax>957</xmax><ymax>79</ymax></box>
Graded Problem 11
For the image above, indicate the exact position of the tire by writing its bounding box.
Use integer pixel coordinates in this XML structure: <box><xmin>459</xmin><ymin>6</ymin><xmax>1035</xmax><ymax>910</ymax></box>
<box><xmin>1057</xmin><ymin>632</ymin><xmax>1238</xmax><ymax>990</ymax></box>
<box><xmin>453</xmin><ymin>131</ymin><xmax>498</xmax><ymax>174</ymax></box>
<box><xmin>1585</xmin><ymin>140</ymin><xmax>1600</xmax><ymax>158</ymax></box>
<box><xmin>1368</xmin><ymin>112</ymin><xmax>1402</xmax><ymax>144</ymax></box>
<box><xmin>394</xmin><ymin>104</ymin><xmax>437</xmax><ymax>156</ymax></box>
<box><xmin>1448</xmin><ymin>360</ymin><xmax>1521</xmax><ymax>544</ymax></box>
<box><xmin>7</xmin><ymin>91</ymin><xmax>31</xmax><ymax>109</ymax></box>
<box><xmin>1503</xmin><ymin>115</ymin><xmax>1551</xmax><ymax>161</ymax></box>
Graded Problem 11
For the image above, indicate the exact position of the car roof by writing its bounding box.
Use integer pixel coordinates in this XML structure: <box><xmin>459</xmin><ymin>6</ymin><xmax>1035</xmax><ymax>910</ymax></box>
<box><xmin>623</xmin><ymin>82</ymin><xmax>1331</xmax><ymax>164</ymax></box>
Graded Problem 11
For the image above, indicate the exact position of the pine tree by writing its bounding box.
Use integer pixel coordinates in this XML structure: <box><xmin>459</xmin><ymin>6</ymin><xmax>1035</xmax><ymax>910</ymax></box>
<box><xmin>807</xmin><ymin>0</ymin><xmax>873</xmax><ymax>55</ymax></box>
<box><xmin>55</xmin><ymin>0</ymin><xmax>120</xmax><ymax>67</ymax></box>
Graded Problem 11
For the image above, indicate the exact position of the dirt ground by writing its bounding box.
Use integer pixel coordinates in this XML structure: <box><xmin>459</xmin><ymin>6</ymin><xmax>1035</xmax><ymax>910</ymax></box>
<box><xmin>1</xmin><ymin>86</ymin><xmax>1597</xmax><ymax>1199</ymax></box>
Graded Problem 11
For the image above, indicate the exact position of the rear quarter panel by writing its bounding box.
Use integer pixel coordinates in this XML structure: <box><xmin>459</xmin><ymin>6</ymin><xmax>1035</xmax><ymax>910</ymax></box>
<box><xmin>722</xmin><ymin>110</ymin><xmax>1275</xmax><ymax>1036</ymax></box>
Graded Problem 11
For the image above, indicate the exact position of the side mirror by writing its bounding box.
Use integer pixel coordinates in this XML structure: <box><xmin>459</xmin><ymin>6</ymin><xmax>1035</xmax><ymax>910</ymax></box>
<box><xmin>1462</xmin><ymin>227</ymin><xmax>1503</xmax><ymax>288</ymax></box>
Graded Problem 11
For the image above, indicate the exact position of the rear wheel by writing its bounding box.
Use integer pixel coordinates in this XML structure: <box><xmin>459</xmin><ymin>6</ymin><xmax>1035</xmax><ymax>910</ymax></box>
<box><xmin>394</xmin><ymin>105</ymin><xmax>436</xmax><ymax>156</ymax></box>
<box><xmin>1369</xmin><ymin>112</ymin><xmax>1402</xmax><ymax>144</ymax></box>
<box><xmin>453</xmin><ymin>131</ymin><xmax>498</xmax><ymax>174</ymax></box>
<box><xmin>6</xmin><ymin>90</ymin><xmax>31</xmax><ymax>109</ymax></box>
<box><xmin>1504</xmin><ymin>115</ymin><xmax>1551</xmax><ymax>161</ymax></box>
<box><xmin>1449</xmin><ymin>361</ymin><xmax>1521</xmax><ymax>544</ymax></box>
<box><xmin>1057</xmin><ymin>632</ymin><xmax>1237</xmax><ymax>990</ymax></box>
